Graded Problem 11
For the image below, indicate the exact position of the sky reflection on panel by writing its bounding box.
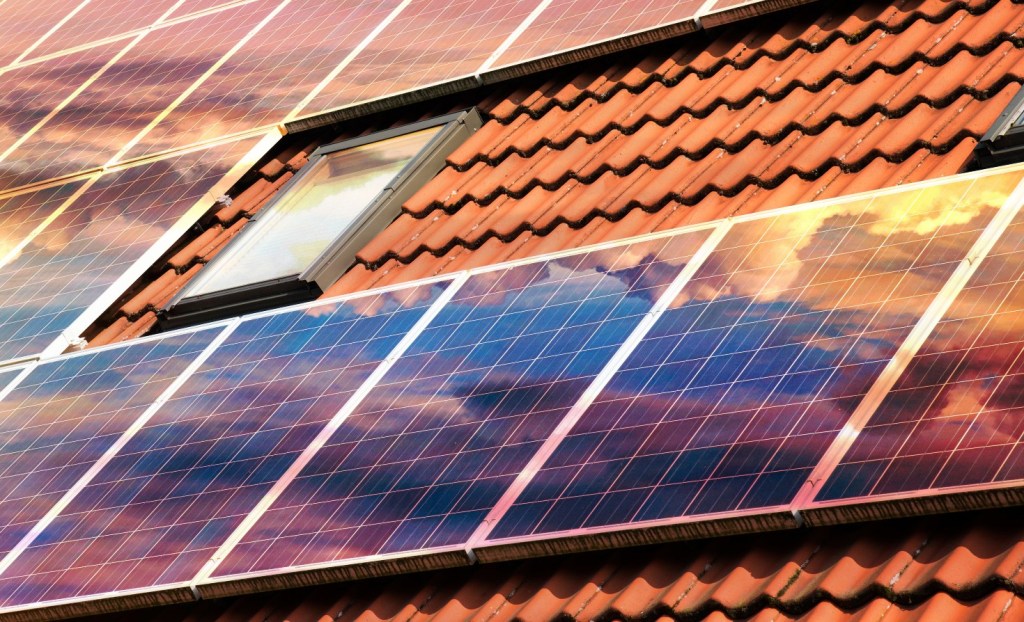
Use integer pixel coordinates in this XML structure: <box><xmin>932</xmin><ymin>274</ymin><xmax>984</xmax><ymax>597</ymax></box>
<box><xmin>0</xmin><ymin>137</ymin><xmax>258</xmax><ymax>366</ymax></box>
<box><xmin>124</xmin><ymin>0</ymin><xmax>404</xmax><ymax>161</ymax></box>
<box><xmin>212</xmin><ymin>229</ymin><xmax>711</xmax><ymax>578</ymax></box>
<box><xmin>489</xmin><ymin>169</ymin><xmax>1023</xmax><ymax>540</ymax></box>
<box><xmin>0</xmin><ymin>1</ymin><xmax>278</xmax><ymax>190</ymax></box>
<box><xmin>0</xmin><ymin>328</ymin><xmax>220</xmax><ymax>561</ymax></box>
<box><xmin>821</xmin><ymin>179</ymin><xmax>1024</xmax><ymax>500</ymax></box>
<box><xmin>0</xmin><ymin>282</ymin><xmax>446</xmax><ymax>606</ymax></box>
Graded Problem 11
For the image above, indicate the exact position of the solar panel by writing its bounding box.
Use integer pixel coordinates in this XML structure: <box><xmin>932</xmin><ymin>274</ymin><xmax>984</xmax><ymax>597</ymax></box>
<box><xmin>0</xmin><ymin>0</ymin><xmax>88</xmax><ymax>67</ymax></box>
<box><xmin>120</xmin><ymin>0</ymin><xmax>406</xmax><ymax>163</ymax></box>
<box><xmin>202</xmin><ymin>229</ymin><xmax>714</xmax><ymax>591</ymax></box>
<box><xmin>0</xmin><ymin>282</ymin><xmax>449</xmax><ymax>610</ymax></box>
<box><xmin>0</xmin><ymin>181</ymin><xmax>88</xmax><ymax>264</ymax></box>
<box><xmin>0</xmin><ymin>0</ymin><xmax>281</xmax><ymax>190</ymax></box>
<box><xmin>19</xmin><ymin>0</ymin><xmax>180</xmax><ymax>62</ymax></box>
<box><xmin>299</xmin><ymin>0</ymin><xmax>539</xmax><ymax>117</ymax></box>
<box><xmin>480</xmin><ymin>169</ymin><xmax>1024</xmax><ymax>550</ymax></box>
<box><xmin>813</xmin><ymin>178</ymin><xmax>1024</xmax><ymax>512</ymax></box>
<box><xmin>0</xmin><ymin>41</ymin><xmax>127</xmax><ymax>189</ymax></box>
<box><xmin>488</xmin><ymin>0</ymin><xmax>702</xmax><ymax>70</ymax></box>
<box><xmin>0</xmin><ymin>325</ymin><xmax>224</xmax><ymax>565</ymax></box>
<box><xmin>0</xmin><ymin>135</ymin><xmax>265</xmax><ymax>364</ymax></box>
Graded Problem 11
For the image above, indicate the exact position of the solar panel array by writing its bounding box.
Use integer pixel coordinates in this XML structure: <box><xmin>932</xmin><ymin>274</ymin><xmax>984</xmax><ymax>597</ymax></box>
<box><xmin>0</xmin><ymin>167</ymin><xmax>1014</xmax><ymax>616</ymax></box>
<box><xmin>0</xmin><ymin>0</ymin><xmax>781</xmax><ymax>199</ymax></box>
<box><xmin>3</xmin><ymin>0</ymin><xmax>1024</xmax><ymax>617</ymax></box>
<box><xmin>0</xmin><ymin>0</ymin><xmax>812</xmax><ymax>368</ymax></box>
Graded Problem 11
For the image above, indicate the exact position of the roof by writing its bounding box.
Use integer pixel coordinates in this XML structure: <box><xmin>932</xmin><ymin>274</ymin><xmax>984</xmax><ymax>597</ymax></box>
<box><xmin>88</xmin><ymin>0</ymin><xmax>1024</xmax><ymax>344</ymax></box>
<box><xmin>74</xmin><ymin>0</ymin><xmax>1024</xmax><ymax>619</ymax></box>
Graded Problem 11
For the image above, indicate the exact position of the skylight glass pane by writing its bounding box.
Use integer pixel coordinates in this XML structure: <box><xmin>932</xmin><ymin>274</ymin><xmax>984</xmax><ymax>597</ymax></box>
<box><xmin>185</xmin><ymin>126</ymin><xmax>442</xmax><ymax>297</ymax></box>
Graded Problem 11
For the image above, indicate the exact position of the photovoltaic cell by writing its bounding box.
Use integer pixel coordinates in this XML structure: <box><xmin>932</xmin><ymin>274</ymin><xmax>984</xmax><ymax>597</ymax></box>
<box><xmin>301</xmin><ymin>0</ymin><xmax>541</xmax><ymax>116</ymax></box>
<box><xmin>491</xmin><ymin>0</ymin><xmax>702</xmax><ymax>69</ymax></box>
<box><xmin>817</xmin><ymin>177</ymin><xmax>1024</xmax><ymax>502</ymax></box>
<box><xmin>122</xmin><ymin>0</ymin><xmax>404</xmax><ymax>162</ymax></box>
<box><xmin>0</xmin><ymin>327</ymin><xmax>222</xmax><ymax>561</ymax></box>
<box><xmin>0</xmin><ymin>283</ymin><xmax>447</xmax><ymax>606</ymax></box>
<box><xmin>0</xmin><ymin>0</ymin><xmax>279</xmax><ymax>189</ymax></box>
<box><xmin>210</xmin><ymin>230</ymin><xmax>711</xmax><ymax>580</ymax></box>
<box><xmin>0</xmin><ymin>136</ymin><xmax>259</xmax><ymax>363</ymax></box>
<box><xmin>22</xmin><ymin>0</ymin><xmax>181</xmax><ymax>61</ymax></box>
<box><xmin>0</xmin><ymin>0</ymin><xmax>87</xmax><ymax>66</ymax></box>
<box><xmin>0</xmin><ymin>41</ymin><xmax>125</xmax><ymax>189</ymax></box>
<box><xmin>0</xmin><ymin>181</ymin><xmax>87</xmax><ymax>261</ymax></box>
<box><xmin>486</xmin><ymin>170</ymin><xmax>1022</xmax><ymax>543</ymax></box>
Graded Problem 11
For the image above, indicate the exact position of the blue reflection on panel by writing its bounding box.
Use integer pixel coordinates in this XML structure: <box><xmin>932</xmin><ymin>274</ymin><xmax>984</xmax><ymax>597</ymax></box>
<box><xmin>0</xmin><ymin>282</ymin><xmax>446</xmax><ymax>607</ymax></box>
<box><xmin>212</xmin><ymin>229</ymin><xmax>712</xmax><ymax>578</ymax></box>
<box><xmin>0</xmin><ymin>328</ymin><xmax>221</xmax><ymax>561</ymax></box>
<box><xmin>490</xmin><ymin>172</ymin><xmax>1018</xmax><ymax>540</ymax></box>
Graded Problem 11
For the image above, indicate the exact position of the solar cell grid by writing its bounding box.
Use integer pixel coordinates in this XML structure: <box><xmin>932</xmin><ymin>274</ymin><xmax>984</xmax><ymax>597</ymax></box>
<box><xmin>484</xmin><ymin>169</ymin><xmax>1023</xmax><ymax>544</ymax></box>
<box><xmin>817</xmin><ymin>180</ymin><xmax>1024</xmax><ymax>504</ymax></box>
<box><xmin>301</xmin><ymin>0</ymin><xmax>540</xmax><ymax>116</ymax></box>
<box><xmin>0</xmin><ymin>0</ymin><xmax>88</xmax><ymax>66</ymax></box>
<box><xmin>0</xmin><ymin>0</ymin><xmax>280</xmax><ymax>189</ymax></box>
<box><xmin>0</xmin><ymin>41</ymin><xmax>126</xmax><ymax>189</ymax></box>
<box><xmin>0</xmin><ymin>181</ymin><xmax>88</xmax><ymax>265</ymax></box>
<box><xmin>491</xmin><ymin>0</ymin><xmax>702</xmax><ymax>69</ymax></box>
<box><xmin>122</xmin><ymin>0</ymin><xmax>404</xmax><ymax>162</ymax></box>
<box><xmin>0</xmin><ymin>282</ymin><xmax>448</xmax><ymax>607</ymax></box>
<box><xmin>0</xmin><ymin>136</ymin><xmax>259</xmax><ymax>364</ymax></box>
<box><xmin>0</xmin><ymin>326</ymin><xmax>223</xmax><ymax>564</ymax></box>
<box><xmin>208</xmin><ymin>229</ymin><xmax>712</xmax><ymax>582</ymax></box>
<box><xmin>20</xmin><ymin>0</ymin><xmax>180</xmax><ymax>62</ymax></box>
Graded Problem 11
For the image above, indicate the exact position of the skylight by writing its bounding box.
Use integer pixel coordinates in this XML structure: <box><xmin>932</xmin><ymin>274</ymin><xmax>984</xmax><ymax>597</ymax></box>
<box><xmin>164</xmin><ymin>110</ymin><xmax>481</xmax><ymax>326</ymax></box>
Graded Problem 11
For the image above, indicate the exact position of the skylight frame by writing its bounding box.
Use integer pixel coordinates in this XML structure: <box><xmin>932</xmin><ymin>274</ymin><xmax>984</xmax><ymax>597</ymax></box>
<box><xmin>164</xmin><ymin>108</ymin><xmax>483</xmax><ymax>328</ymax></box>
<box><xmin>974</xmin><ymin>86</ymin><xmax>1024</xmax><ymax>168</ymax></box>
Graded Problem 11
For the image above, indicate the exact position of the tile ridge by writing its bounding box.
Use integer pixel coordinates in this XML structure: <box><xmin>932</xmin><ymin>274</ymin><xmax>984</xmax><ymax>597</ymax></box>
<box><xmin>406</xmin><ymin>124</ymin><xmax>988</xmax><ymax>219</ymax></box>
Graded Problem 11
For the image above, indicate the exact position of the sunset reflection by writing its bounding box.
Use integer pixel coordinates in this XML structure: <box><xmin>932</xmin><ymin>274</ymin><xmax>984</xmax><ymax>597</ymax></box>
<box><xmin>0</xmin><ymin>283</ymin><xmax>445</xmax><ymax>606</ymax></box>
<box><xmin>211</xmin><ymin>228</ymin><xmax>711</xmax><ymax>578</ymax></box>
<box><xmin>490</xmin><ymin>169</ymin><xmax>1024</xmax><ymax>540</ymax></box>
<box><xmin>0</xmin><ymin>327</ymin><xmax>218</xmax><ymax>569</ymax></box>
<box><xmin>0</xmin><ymin>138</ymin><xmax>256</xmax><ymax>363</ymax></box>
<box><xmin>820</xmin><ymin>184</ymin><xmax>1024</xmax><ymax>500</ymax></box>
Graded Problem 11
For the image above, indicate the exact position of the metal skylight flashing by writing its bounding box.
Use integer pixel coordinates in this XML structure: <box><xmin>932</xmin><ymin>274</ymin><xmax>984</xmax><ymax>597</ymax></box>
<box><xmin>974</xmin><ymin>86</ymin><xmax>1024</xmax><ymax>168</ymax></box>
<box><xmin>164</xmin><ymin>110</ymin><xmax>482</xmax><ymax>327</ymax></box>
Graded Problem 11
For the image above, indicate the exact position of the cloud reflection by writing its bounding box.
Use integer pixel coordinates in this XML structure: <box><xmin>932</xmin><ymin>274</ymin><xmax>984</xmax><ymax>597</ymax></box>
<box><xmin>491</xmin><ymin>170</ymin><xmax>1023</xmax><ymax>538</ymax></box>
